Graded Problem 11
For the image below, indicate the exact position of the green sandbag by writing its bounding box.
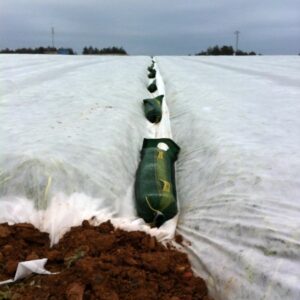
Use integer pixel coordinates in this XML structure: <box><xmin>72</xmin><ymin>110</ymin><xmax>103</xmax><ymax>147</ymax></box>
<box><xmin>147</xmin><ymin>80</ymin><xmax>157</xmax><ymax>93</ymax></box>
<box><xmin>147</xmin><ymin>63</ymin><xmax>155</xmax><ymax>72</ymax></box>
<box><xmin>148</xmin><ymin>69</ymin><xmax>156</xmax><ymax>79</ymax></box>
<box><xmin>135</xmin><ymin>138</ymin><xmax>180</xmax><ymax>227</ymax></box>
<box><xmin>143</xmin><ymin>95</ymin><xmax>163</xmax><ymax>124</ymax></box>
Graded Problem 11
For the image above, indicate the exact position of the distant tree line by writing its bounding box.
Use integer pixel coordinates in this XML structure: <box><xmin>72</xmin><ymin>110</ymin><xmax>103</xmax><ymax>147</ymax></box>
<box><xmin>82</xmin><ymin>46</ymin><xmax>127</xmax><ymax>55</ymax></box>
<box><xmin>0</xmin><ymin>46</ymin><xmax>127</xmax><ymax>55</ymax></box>
<box><xmin>0</xmin><ymin>47</ymin><xmax>74</xmax><ymax>54</ymax></box>
<box><xmin>196</xmin><ymin>45</ymin><xmax>256</xmax><ymax>56</ymax></box>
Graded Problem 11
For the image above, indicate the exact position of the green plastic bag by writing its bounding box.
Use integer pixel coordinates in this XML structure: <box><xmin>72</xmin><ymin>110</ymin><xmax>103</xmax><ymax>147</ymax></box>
<box><xmin>135</xmin><ymin>138</ymin><xmax>180</xmax><ymax>227</ymax></box>
<box><xmin>148</xmin><ymin>69</ymin><xmax>156</xmax><ymax>79</ymax></box>
<box><xmin>147</xmin><ymin>80</ymin><xmax>157</xmax><ymax>93</ymax></box>
<box><xmin>147</xmin><ymin>62</ymin><xmax>155</xmax><ymax>72</ymax></box>
<box><xmin>143</xmin><ymin>95</ymin><xmax>163</xmax><ymax>124</ymax></box>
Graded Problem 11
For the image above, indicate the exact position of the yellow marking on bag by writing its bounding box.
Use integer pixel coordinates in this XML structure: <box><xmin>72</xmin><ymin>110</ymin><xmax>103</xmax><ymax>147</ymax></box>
<box><xmin>160</xmin><ymin>180</ymin><xmax>171</xmax><ymax>192</ymax></box>
<box><xmin>157</xmin><ymin>150</ymin><xmax>164</xmax><ymax>159</ymax></box>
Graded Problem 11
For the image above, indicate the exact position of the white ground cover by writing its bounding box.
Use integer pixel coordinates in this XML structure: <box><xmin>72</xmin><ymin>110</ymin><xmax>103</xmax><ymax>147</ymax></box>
<box><xmin>156</xmin><ymin>56</ymin><xmax>300</xmax><ymax>300</ymax></box>
<box><xmin>1</xmin><ymin>54</ymin><xmax>300</xmax><ymax>299</ymax></box>
<box><xmin>0</xmin><ymin>54</ymin><xmax>179</xmax><ymax>243</ymax></box>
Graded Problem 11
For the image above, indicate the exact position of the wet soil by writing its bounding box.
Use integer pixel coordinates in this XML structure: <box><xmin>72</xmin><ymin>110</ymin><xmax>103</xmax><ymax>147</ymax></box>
<box><xmin>0</xmin><ymin>221</ymin><xmax>212</xmax><ymax>300</ymax></box>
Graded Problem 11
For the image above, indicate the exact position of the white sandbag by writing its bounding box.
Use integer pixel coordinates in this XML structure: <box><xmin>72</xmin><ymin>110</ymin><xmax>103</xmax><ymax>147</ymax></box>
<box><xmin>156</xmin><ymin>56</ymin><xmax>300</xmax><ymax>300</ymax></box>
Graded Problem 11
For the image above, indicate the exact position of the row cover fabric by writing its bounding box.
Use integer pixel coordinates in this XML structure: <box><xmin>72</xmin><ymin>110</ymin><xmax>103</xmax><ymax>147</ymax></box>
<box><xmin>0</xmin><ymin>259</ymin><xmax>52</xmax><ymax>285</ymax></box>
<box><xmin>156</xmin><ymin>56</ymin><xmax>300</xmax><ymax>300</ymax></box>
<box><xmin>135</xmin><ymin>138</ymin><xmax>180</xmax><ymax>227</ymax></box>
<box><xmin>143</xmin><ymin>95</ymin><xmax>164</xmax><ymax>124</ymax></box>
<box><xmin>0</xmin><ymin>55</ymin><xmax>177</xmax><ymax>243</ymax></box>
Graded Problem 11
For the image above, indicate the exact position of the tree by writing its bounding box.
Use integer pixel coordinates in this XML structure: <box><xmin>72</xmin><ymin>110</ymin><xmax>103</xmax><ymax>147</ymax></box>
<box><xmin>235</xmin><ymin>50</ymin><xmax>247</xmax><ymax>56</ymax></box>
<box><xmin>196</xmin><ymin>45</ymin><xmax>256</xmax><ymax>56</ymax></box>
<box><xmin>67</xmin><ymin>48</ymin><xmax>74</xmax><ymax>55</ymax></box>
<box><xmin>82</xmin><ymin>46</ymin><xmax>128</xmax><ymax>55</ymax></box>
<box><xmin>83</xmin><ymin>47</ymin><xmax>88</xmax><ymax>55</ymax></box>
<box><xmin>210</xmin><ymin>46</ymin><xmax>221</xmax><ymax>55</ymax></box>
<box><xmin>0</xmin><ymin>48</ymin><xmax>13</xmax><ymax>53</ymax></box>
<box><xmin>0</xmin><ymin>46</ymin><xmax>69</xmax><ymax>54</ymax></box>
<box><xmin>221</xmin><ymin>45</ymin><xmax>234</xmax><ymax>55</ymax></box>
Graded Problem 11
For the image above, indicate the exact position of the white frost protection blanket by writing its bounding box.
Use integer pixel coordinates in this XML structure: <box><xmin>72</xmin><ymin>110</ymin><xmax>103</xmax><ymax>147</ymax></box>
<box><xmin>0</xmin><ymin>259</ymin><xmax>51</xmax><ymax>285</ymax></box>
<box><xmin>0</xmin><ymin>55</ymin><xmax>176</xmax><ymax>244</ymax></box>
<box><xmin>156</xmin><ymin>56</ymin><xmax>300</xmax><ymax>300</ymax></box>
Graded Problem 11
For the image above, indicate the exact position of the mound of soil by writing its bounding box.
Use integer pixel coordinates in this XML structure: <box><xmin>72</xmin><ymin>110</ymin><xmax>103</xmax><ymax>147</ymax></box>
<box><xmin>0</xmin><ymin>221</ymin><xmax>212</xmax><ymax>300</ymax></box>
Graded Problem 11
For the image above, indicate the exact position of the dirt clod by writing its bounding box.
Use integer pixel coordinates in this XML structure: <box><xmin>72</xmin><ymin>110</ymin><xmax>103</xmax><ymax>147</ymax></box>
<box><xmin>66</xmin><ymin>282</ymin><xmax>85</xmax><ymax>300</ymax></box>
<box><xmin>5</xmin><ymin>259</ymin><xmax>18</xmax><ymax>275</ymax></box>
<box><xmin>0</xmin><ymin>225</ymin><xmax>11</xmax><ymax>238</ymax></box>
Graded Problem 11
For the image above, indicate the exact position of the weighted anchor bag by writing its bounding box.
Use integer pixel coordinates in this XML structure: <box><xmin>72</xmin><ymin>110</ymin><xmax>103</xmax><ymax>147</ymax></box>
<box><xmin>147</xmin><ymin>62</ymin><xmax>155</xmax><ymax>72</ymax></box>
<box><xmin>143</xmin><ymin>95</ymin><xmax>164</xmax><ymax>124</ymax></box>
<box><xmin>148</xmin><ymin>69</ymin><xmax>156</xmax><ymax>79</ymax></box>
<box><xmin>135</xmin><ymin>138</ymin><xmax>180</xmax><ymax>227</ymax></box>
<box><xmin>147</xmin><ymin>80</ymin><xmax>157</xmax><ymax>93</ymax></box>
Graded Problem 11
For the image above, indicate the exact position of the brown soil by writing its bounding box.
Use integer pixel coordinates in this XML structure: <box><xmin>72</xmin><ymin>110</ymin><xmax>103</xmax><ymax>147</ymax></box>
<box><xmin>0</xmin><ymin>221</ymin><xmax>212</xmax><ymax>300</ymax></box>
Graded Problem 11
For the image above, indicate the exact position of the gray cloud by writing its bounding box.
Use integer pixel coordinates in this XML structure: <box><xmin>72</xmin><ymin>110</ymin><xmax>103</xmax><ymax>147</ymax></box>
<box><xmin>0</xmin><ymin>0</ymin><xmax>299</xmax><ymax>54</ymax></box>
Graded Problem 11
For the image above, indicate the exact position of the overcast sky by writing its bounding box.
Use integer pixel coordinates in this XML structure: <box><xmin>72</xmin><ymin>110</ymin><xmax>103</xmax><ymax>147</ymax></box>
<box><xmin>0</xmin><ymin>0</ymin><xmax>299</xmax><ymax>55</ymax></box>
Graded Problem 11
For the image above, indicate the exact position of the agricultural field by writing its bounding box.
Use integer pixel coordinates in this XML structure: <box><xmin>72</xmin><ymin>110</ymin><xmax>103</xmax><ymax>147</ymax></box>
<box><xmin>0</xmin><ymin>54</ymin><xmax>300</xmax><ymax>300</ymax></box>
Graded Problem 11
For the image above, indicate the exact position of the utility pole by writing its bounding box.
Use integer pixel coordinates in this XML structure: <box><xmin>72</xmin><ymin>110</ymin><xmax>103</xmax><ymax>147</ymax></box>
<box><xmin>51</xmin><ymin>27</ymin><xmax>55</xmax><ymax>48</ymax></box>
<box><xmin>234</xmin><ymin>30</ymin><xmax>240</xmax><ymax>54</ymax></box>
